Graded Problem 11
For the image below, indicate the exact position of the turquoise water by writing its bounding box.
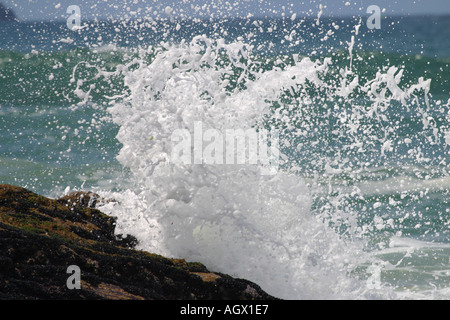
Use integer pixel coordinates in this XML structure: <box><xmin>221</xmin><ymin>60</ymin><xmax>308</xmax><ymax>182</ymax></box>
<box><xmin>0</xmin><ymin>15</ymin><xmax>449</xmax><ymax>298</ymax></box>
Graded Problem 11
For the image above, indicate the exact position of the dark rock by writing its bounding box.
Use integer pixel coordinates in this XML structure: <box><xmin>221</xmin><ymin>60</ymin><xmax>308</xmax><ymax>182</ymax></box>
<box><xmin>0</xmin><ymin>184</ymin><xmax>278</xmax><ymax>300</ymax></box>
<box><xmin>58</xmin><ymin>191</ymin><xmax>101</xmax><ymax>209</ymax></box>
<box><xmin>0</xmin><ymin>3</ymin><xmax>17</xmax><ymax>22</ymax></box>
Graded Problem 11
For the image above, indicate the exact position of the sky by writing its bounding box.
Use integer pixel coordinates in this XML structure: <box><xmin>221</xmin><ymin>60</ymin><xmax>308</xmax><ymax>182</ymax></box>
<box><xmin>2</xmin><ymin>0</ymin><xmax>450</xmax><ymax>22</ymax></box>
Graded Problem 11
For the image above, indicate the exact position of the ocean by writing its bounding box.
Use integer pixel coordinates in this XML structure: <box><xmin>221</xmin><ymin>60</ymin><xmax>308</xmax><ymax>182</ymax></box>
<box><xmin>0</xmin><ymin>13</ymin><xmax>449</xmax><ymax>299</ymax></box>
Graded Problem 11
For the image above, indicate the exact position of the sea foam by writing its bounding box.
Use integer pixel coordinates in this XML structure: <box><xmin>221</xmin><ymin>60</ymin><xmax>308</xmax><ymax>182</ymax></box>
<box><xmin>92</xmin><ymin>35</ymin><xmax>440</xmax><ymax>299</ymax></box>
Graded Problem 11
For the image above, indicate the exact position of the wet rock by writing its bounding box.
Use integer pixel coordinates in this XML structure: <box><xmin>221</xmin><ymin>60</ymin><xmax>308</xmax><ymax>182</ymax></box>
<box><xmin>0</xmin><ymin>184</ymin><xmax>277</xmax><ymax>300</ymax></box>
<box><xmin>0</xmin><ymin>3</ymin><xmax>17</xmax><ymax>22</ymax></box>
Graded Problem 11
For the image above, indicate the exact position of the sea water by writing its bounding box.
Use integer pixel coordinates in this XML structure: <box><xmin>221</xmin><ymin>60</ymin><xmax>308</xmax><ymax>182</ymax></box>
<box><xmin>0</xmin><ymin>10</ymin><xmax>449</xmax><ymax>299</ymax></box>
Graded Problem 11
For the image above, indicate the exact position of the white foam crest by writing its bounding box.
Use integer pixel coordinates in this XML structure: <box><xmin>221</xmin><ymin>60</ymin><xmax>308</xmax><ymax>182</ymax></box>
<box><xmin>97</xmin><ymin>36</ymin><xmax>382</xmax><ymax>299</ymax></box>
<box><xmin>357</xmin><ymin>175</ymin><xmax>450</xmax><ymax>196</ymax></box>
<box><xmin>92</xmin><ymin>34</ymin><xmax>441</xmax><ymax>299</ymax></box>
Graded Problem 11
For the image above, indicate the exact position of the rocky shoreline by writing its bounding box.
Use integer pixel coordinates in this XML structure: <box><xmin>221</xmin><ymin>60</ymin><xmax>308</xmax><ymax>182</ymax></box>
<box><xmin>0</xmin><ymin>184</ymin><xmax>277</xmax><ymax>300</ymax></box>
<box><xmin>0</xmin><ymin>3</ymin><xmax>17</xmax><ymax>22</ymax></box>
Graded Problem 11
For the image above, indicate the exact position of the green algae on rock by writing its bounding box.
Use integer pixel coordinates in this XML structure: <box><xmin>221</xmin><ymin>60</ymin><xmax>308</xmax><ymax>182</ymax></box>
<box><xmin>0</xmin><ymin>184</ymin><xmax>277</xmax><ymax>300</ymax></box>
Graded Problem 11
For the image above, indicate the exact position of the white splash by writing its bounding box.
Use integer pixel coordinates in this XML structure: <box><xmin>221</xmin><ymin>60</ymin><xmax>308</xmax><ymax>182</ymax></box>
<box><xmin>90</xmin><ymin>35</ymin><xmax>436</xmax><ymax>299</ymax></box>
